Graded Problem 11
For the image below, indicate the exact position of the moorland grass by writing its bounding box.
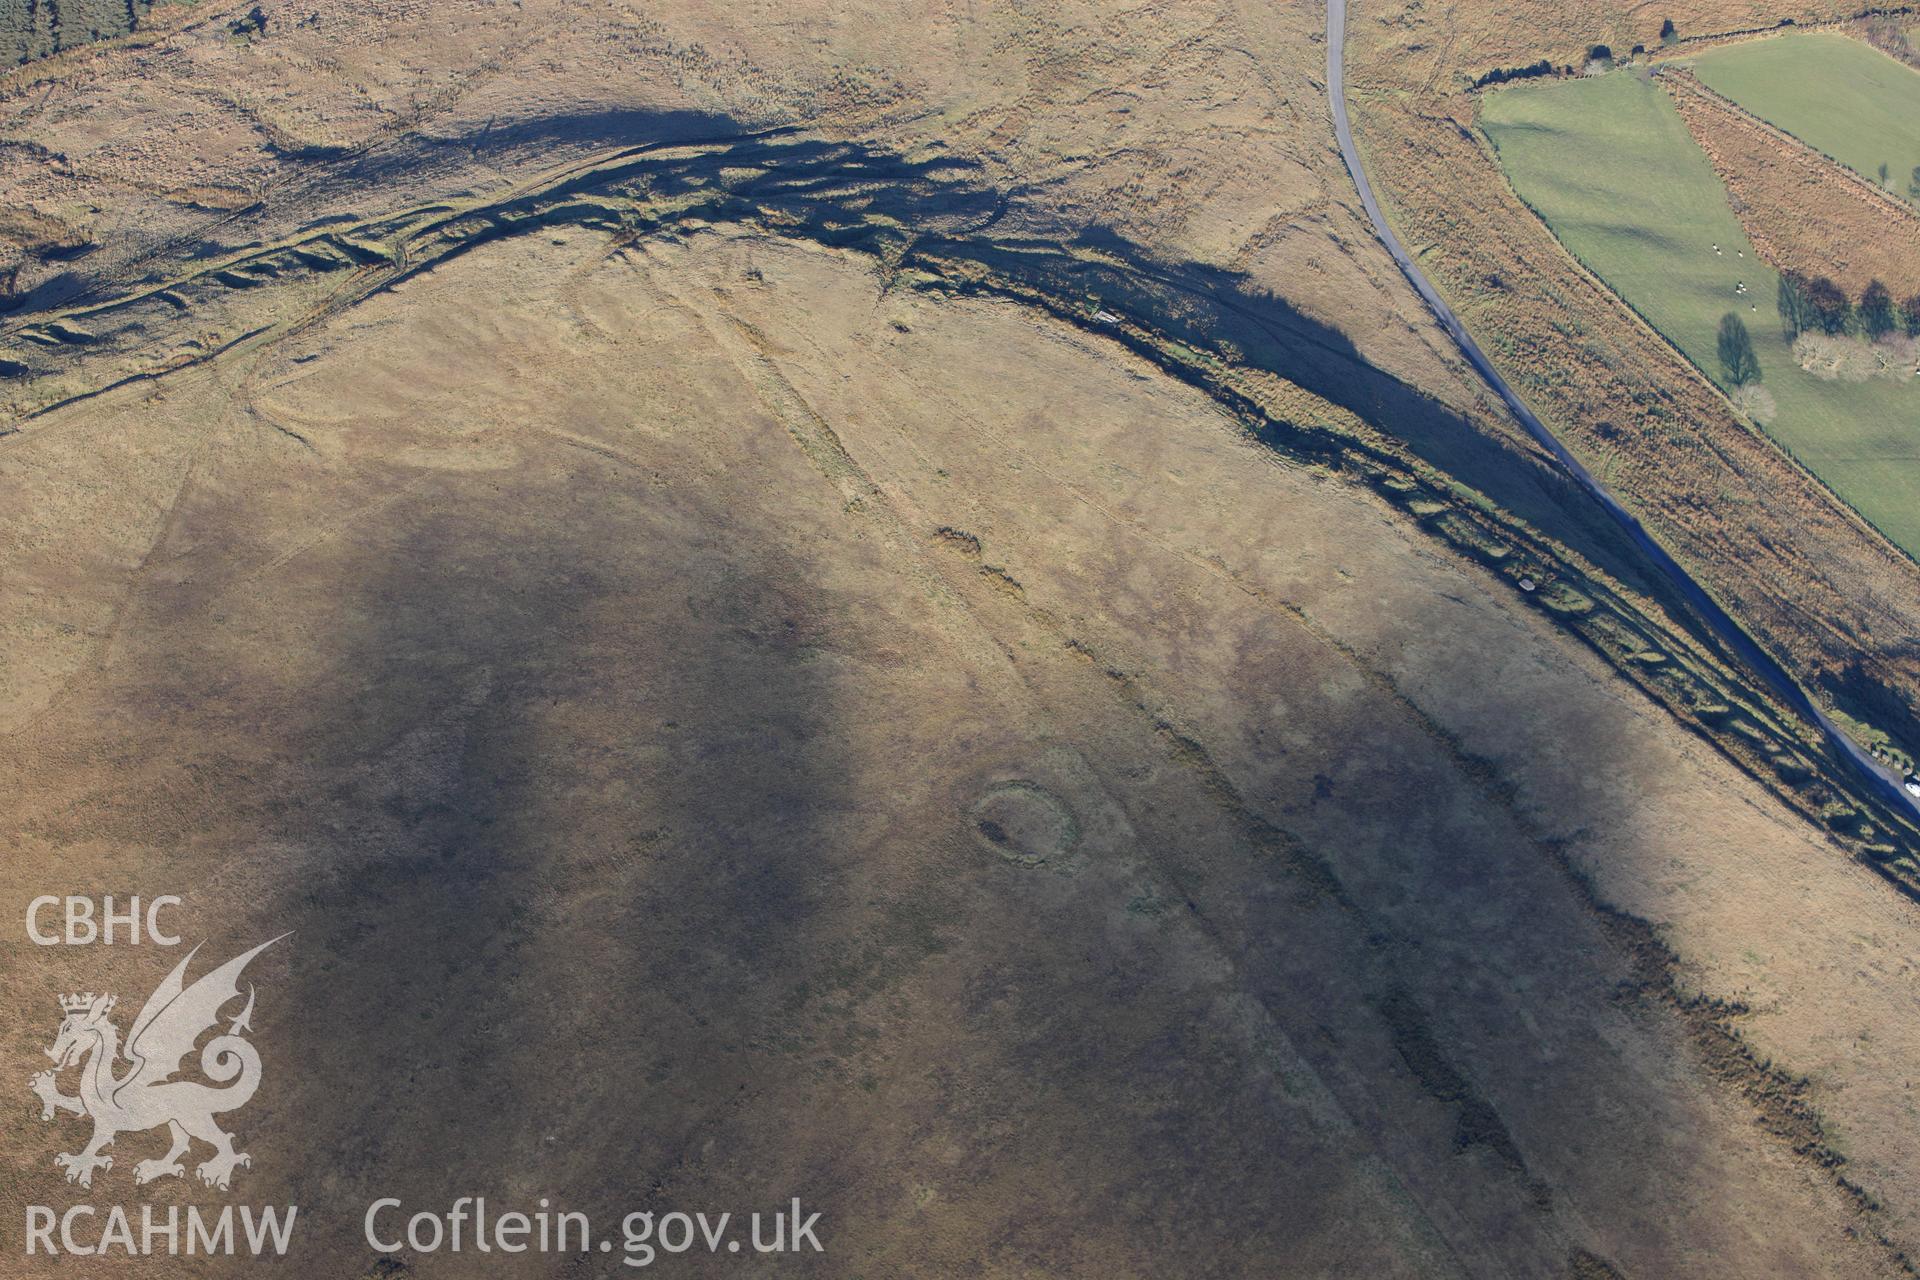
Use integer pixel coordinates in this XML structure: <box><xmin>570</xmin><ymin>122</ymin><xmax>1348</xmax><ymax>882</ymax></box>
<box><xmin>1689</xmin><ymin>33</ymin><xmax>1920</xmax><ymax>205</ymax></box>
<box><xmin>1481</xmin><ymin>70</ymin><xmax>1920</xmax><ymax>559</ymax></box>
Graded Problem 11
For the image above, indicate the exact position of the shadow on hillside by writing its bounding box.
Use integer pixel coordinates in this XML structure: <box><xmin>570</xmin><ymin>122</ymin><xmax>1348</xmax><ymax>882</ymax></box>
<box><xmin>219</xmin><ymin>447</ymin><xmax>859</xmax><ymax>1245</ymax></box>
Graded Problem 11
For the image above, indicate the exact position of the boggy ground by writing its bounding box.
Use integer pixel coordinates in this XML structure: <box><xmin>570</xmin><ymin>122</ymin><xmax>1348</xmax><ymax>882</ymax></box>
<box><xmin>5</xmin><ymin>223</ymin><xmax>1920</xmax><ymax>1277</ymax></box>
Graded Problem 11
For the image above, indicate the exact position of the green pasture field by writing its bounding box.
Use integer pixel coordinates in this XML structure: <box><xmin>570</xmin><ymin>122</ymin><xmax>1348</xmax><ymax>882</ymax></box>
<box><xmin>1690</xmin><ymin>32</ymin><xmax>1920</xmax><ymax>204</ymax></box>
<box><xmin>1480</xmin><ymin>69</ymin><xmax>1920</xmax><ymax>558</ymax></box>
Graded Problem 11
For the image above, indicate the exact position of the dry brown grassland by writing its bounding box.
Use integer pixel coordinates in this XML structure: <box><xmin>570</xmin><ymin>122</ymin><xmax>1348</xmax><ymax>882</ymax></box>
<box><xmin>1665</xmin><ymin>69</ymin><xmax>1920</xmax><ymax>297</ymax></box>
<box><xmin>4</xmin><ymin>2</ymin><xmax>1920</xmax><ymax>1276</ymax></box>
<box><xmin>1348</xmin><ymin>0</ymin><xmax>1920</xmax><ymax>790</ymax></box>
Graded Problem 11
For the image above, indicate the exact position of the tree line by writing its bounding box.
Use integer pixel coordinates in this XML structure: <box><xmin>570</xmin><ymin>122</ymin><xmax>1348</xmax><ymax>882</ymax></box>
<box><xmin>1718</xmin><ymin>270</ymin><xmax>1920</xmax><ymax>389</ymax></box>
<box><xmin>1473</xmin><ymin>59</ymin><xmax>1556</xmax><ymax>89</ymax></box>
<box><xmin>1777</xmin><ymin>272</ymin><xmax>1920</xmax><ymax>343</ymax></box>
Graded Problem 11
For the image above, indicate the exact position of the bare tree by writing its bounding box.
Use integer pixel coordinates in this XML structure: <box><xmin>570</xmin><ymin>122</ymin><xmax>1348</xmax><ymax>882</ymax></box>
<box><xmin>1777</xmin><ymin>272</ymin><xmax>1814</xmax><ymax>338</ymax></box>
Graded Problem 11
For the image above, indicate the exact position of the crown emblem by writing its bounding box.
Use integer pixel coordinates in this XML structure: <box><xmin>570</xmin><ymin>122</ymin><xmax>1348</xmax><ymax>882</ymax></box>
<box><xmin>33</xmin><ymin>936</ymin><xmax>285</xmax><ymax>1192</ymax></box>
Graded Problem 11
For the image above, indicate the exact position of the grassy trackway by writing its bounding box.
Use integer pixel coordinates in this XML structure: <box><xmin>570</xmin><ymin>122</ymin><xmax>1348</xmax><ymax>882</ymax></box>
<box><xmin>1480</xmin><ymin>69</ymin><xmax>1920</xmax><ymax>559</ymax></box>
<box><xmin>1690</xmin><ymin>32</ymin><xmax>1920</xmax><ymax>206</ymax></box>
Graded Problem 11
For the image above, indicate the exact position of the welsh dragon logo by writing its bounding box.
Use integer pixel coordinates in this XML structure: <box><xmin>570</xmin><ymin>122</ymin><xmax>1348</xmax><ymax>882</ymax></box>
<box><xmin>28</xmin><ymin>936</ymin><xmax>287</xmax><ymax>1191</ymax></box>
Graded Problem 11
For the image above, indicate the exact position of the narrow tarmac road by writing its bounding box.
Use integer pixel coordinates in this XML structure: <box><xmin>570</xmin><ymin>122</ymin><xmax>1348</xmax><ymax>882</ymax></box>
<box><xmin>1323</xmin><ymin>0</ymin><xmax>1920</xmax><ymax>826</ymax></box>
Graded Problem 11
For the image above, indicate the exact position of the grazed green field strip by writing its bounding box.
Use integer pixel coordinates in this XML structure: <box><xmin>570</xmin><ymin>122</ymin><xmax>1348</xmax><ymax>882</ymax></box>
<box><xmin>1481</xmin><ymin>70</ymin><xmax>1920</xmax><ymax>558</ymax></box>
<box><xmin>1690</xmin><ymin>32</ymin><xmax>1920</xmax><ymax>204</ymax></box>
